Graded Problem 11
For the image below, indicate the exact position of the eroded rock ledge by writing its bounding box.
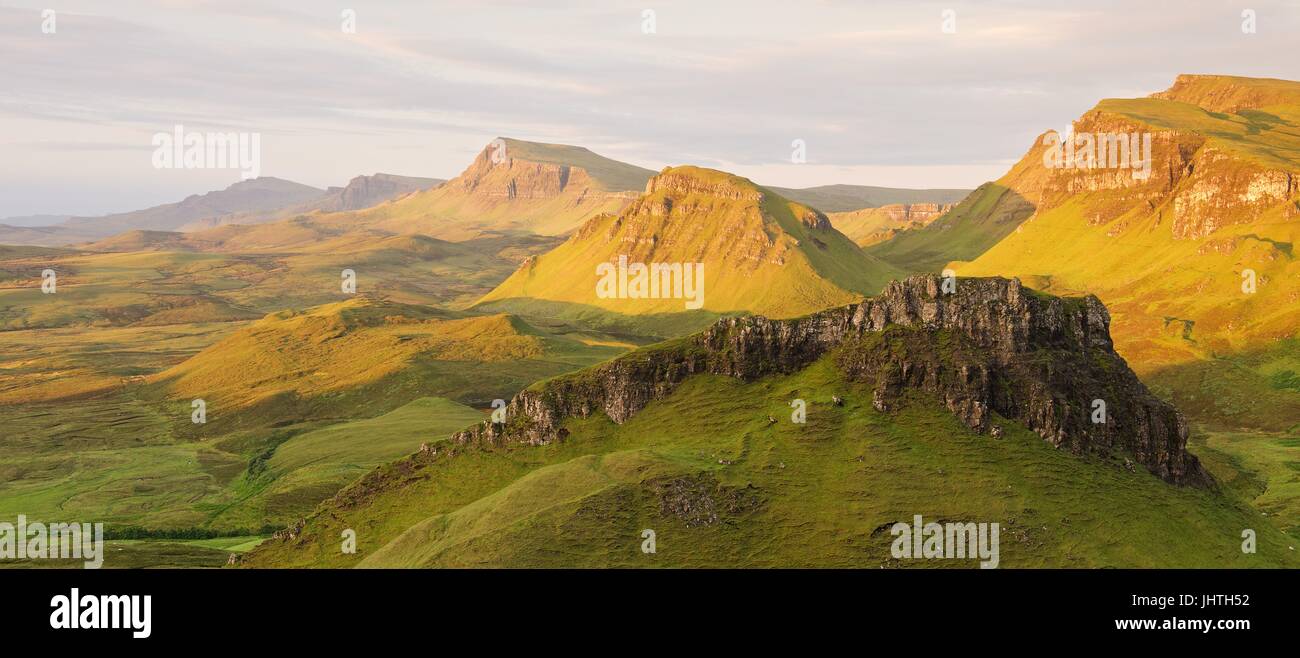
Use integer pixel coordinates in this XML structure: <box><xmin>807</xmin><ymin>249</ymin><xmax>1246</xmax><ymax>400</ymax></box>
<box><xmin>452</xmin><ymin>275</ymin><xmax>1210</xmax><ymax>487</ymax></box>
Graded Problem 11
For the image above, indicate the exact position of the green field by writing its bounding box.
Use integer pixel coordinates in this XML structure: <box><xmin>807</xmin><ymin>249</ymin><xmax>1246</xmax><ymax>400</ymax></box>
<box><xmin>0</xmin><ymin>232</ymin><xmax>631</xmax><ymax>566</ymax></box>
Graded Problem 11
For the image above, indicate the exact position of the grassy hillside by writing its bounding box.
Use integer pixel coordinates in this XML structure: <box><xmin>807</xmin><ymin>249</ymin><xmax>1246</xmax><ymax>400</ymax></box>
<box><xmin>0</xmin><ymin>295</ymin><xmax>626</xmax><ymax>557</ymax></box>
<box><xmin>147</xmin><ymin>298</ymin><xmax>624</xmax><ymax>423</ymax></box>
<box><xmin>868</xmin><ymin>76</ymin><xmax>1300</xmax><ymax>274</ymax></box>
<box><xmin>477</xmin><ymin>166</ymin><xmax>902</xmax><ymax>325</ymax></box>
<box><xmin>210</xmin><ymin>397</ymin><xmax>486</xmax><ymax>530</ymax></box>
<box><xmin>956</xmin><ymin>76</ymin><xmax>1300</xmax><ymax>371</ymax></box>
<box><xmin>0</xmin><ymin>206</ymin><xmax>624</xmax><ymax>560</ymax></box>
<box><xmin>246</xmin><ymin>357</ymin><xmax>1297</xmax><ymax>568</ymax></box>
<box><xmin>866</xmin><ymin>158</ymin><xmax>1045</xmax><ymax>272</ymax></box>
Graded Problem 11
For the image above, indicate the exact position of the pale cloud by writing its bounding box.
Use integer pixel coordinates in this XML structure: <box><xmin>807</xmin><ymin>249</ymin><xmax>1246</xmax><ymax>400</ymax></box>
<box><xmin>1</xmin><ymin>0</ymin><xmax>1298</xmax><ymax>216</ymax></box>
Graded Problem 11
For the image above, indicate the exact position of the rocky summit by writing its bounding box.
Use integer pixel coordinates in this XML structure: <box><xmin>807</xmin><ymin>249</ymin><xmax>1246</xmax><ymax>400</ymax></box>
<box><xmin>454</xmin><ymin>274</ymin><xmax>1210</xmax><ymax>487</ymax></box>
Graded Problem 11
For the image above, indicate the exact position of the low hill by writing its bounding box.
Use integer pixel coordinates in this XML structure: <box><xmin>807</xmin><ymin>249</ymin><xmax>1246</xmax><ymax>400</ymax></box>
<box><xmin>0</xmin><ymin>214</ymin><xmax>70</xmax><ymax>228</ymax></box>
<box><xmin>82</xmin><ymin>177</ymin><xmax>325</xmax><ymax>232</ymax></box>
<box><xmin>4</xmin><ymin>174</ymin><xmax>446</xmax><ymax>247</ymax></box>
<box><xmin>78</xmin><ymin>229</ymin><xmax>214</xmax><ymax>252</ymax></box>
<box><xmin>145</xmin><ymin>298</ymin><xmax>626</xmax><ymax>427</ymax></box>
<box><xmin>8</xmin><ymin>222</ymin><xmax>563</xmax><ymax>334</ymax></box>
<box><xmin>151</xmin><ymin>300</ymin><xmax>531</xmax><ymax>406</ymax></box>
<box><xmin>244</xmin><ymin>276</ymin><xmax>1296</xmax><ymax>568</ymax></box>
<box><xmin>476</xmin><ymin>166</ymin><xmax>902</xmax><ymax>325</ymax></box>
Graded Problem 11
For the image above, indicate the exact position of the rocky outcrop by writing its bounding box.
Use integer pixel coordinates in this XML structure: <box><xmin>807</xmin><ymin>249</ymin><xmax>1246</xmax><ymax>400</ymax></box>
<box><xmin>458</xmin><ymin>147</ymin><xmax>594</xmax><ymax>200</ymax></box>
<box><xmin>832</xmin><ymin>203</ymin><xmax>954</xmax><ymax>246</ymax></box>
<box><xmin>453</xmin><ymin>275</ymin><xmax>1211</xmax><ymax>487</ymax></box>
<box><xmin>871</xmin><ymin>203</ymin><xmax>953</xmax><ymax>224</ymax></box>
<box><xmin>1034</xmin><ymin>105</ymin><xmax>1299</xmax><ymax>240</ymax></box>
<box><xmin>644</xmin><ymin>169</ymin><xmax>767</xmax><ymax>201</ymax></box>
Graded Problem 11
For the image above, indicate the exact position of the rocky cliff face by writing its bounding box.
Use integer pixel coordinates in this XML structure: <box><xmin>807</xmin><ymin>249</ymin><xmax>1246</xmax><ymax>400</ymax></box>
<box><xmin>643</xmin><ymin>169</ymin><xmax>767</xmax><ymax>201</ymax></box>
<box><xmin>872</xmin><ymin>202</ymin><xmax>953</xmax><ymax>224</ymax></box>
<box><xmin>1033</xmin><ymin>85</ymin><xmax>1300</xmax><ymax>240</ymax></box>
<box><xmin>453</xmin><ymin>274</ymin><xmax>1210</xmax><ymax>487</ymax></box>
<box><xmin>832</xmin><ymin>203</ymin><xmax>954</xmax><ymax>246</ymax></box>
<box><xmin>457</xmin><ymin>147</ymin><xmax>597</xmax><ymax>200</ymax></box>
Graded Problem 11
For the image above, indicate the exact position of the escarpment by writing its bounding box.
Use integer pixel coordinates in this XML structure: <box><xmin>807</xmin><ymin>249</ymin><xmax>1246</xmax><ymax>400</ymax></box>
<box><xmin>1038</xmin><ymin>109</ymin><xmax>1298</xmax><ymax>239</ymax></box>
<box><xmin>457</xmin><ymin>146</ymin><xmax>594</xmax><ymax>200</ymax></box>
<box><xmin>453</xmin><ymin>275</ymin><xmax>1210</xmax><ymax>486</ymax></box>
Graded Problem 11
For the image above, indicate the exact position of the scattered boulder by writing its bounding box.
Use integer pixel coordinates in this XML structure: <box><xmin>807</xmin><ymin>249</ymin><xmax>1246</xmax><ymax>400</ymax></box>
<box><xmin>651</xmin><ymin>473</ymin><xmax>763</xmax><ymax>527</ymax></box>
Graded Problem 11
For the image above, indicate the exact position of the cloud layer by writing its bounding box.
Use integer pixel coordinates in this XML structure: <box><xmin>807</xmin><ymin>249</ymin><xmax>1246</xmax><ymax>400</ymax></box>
<box><xmin>2</xmin><ymin>0</ymin><xmax>1297</xmax><ymax>216</ymax></box>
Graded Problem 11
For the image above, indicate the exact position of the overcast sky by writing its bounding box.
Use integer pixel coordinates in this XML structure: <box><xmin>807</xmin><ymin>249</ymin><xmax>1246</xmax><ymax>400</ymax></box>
<box><xmin>2</xmin><ymin>0</ymin><xmax>1298</xmax><ymax>217</ymax></box>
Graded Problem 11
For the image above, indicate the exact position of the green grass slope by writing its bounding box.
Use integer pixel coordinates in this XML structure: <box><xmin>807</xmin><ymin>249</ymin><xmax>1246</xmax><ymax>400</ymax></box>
<box><xmin>212</xmin><ymin>397</ymin><xmax>485</xmax><ymax>529</ymax></box>
<box><xmin>246</xmin><ymin>358</ymin><xmax>1297</xmax><ymax>568</ymax></box>
<box><xmin>146</xmin><ymin>298</ymin><xmax>623</xmax><ymax>423</ymax></box>
<box><xmin>866</xmin><ymin>157</ymin><xmax>1046</xmax><ymax>272</ymax></box>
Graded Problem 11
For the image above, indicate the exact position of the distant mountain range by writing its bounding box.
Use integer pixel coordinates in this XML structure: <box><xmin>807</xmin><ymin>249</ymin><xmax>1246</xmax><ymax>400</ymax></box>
<box><xmin>0</xmin><ymin>137</ymin><xmax>969</xmax><ymax>249</ymax></box>
<box><xmin>0</xmin><ymin>173</ymin><xmax>444</xmax><ymax>246</ymax></box>
<box><xmin>771</xmin><ymin>184</ymin><xmax>968</xmax><ymax>212</ymax></box>
<box><xmin>0</xmin><ymin>214</ymin><xmax>72</xmax><ymax>228</ymax></box>
<box><xmin>266</xmin><ymin>138</ymin><xmax>969</xmax><ymax>242</ymax></box>
<box><xmin>179</xmin><ymin>173</ymin><xmax>445</xmax><ymax>231</ymax></box>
